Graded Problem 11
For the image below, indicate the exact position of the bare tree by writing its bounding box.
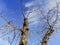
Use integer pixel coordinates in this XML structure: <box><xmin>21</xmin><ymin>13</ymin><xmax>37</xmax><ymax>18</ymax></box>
<box><xmin>41</xmin><ymin>2</ymin><xmax>60</xmax><ymax>45</ymax></box>
<box><xmin>0</xmin><ymin>0</ymin><xmax>60</xmax><ymax>45</ymax></box>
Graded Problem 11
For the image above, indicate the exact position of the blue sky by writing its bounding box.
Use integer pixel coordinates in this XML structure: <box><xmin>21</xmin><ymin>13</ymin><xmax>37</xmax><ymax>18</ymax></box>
<box><xmin>0</xmin><ymin>0</ymin><xmax>60</xmax><ymax>45</ymax></box>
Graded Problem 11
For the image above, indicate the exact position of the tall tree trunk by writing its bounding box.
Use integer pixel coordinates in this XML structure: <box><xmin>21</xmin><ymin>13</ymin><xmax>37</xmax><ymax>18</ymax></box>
<box><xmin>19</xmin><ymin>18</ymin><xmax>29</xmax><ymax>45</ymax></box>
<box><xmin>41</xmin><ymin>26</ymin><xmax>54</xmax><ymax>45</ymax></box>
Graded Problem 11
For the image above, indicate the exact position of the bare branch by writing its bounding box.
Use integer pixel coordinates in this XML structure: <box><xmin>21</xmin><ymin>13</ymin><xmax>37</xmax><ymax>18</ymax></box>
<box><xmin>20</xmin><ymin>0</ymin><xmax>25</xmax><ymax>18</ymax></box>
<box><xmin>26</xmin><ymin>7</ymin><xmax>44</xmax><ymax>18</ymax></box>
<box><xmin>41</xmin><ymin>2</ymin><xmax>60</xmax><ymax>45</ymax></box>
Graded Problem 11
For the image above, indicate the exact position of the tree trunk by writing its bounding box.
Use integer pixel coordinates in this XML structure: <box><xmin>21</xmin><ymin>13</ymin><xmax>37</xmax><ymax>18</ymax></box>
<box><xmin>41</xmin><ymin>26</ymin><xmax>54</xmax><ymax>45</ymax></box>
<box><xmin>19</xmin><ymin>18</ymin><xmax>29</xmax><ymax>45</ymax></box>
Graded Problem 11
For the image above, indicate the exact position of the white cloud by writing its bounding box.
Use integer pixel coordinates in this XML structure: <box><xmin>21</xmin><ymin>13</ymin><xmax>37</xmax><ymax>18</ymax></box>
<box><xmin>26</xmin><ymin>8</ymin><xmax>42</xmax><ymax>25</ymax></box>
<box><xmin>47</xmin><ymin>0</ymin><xmax>60</xmax><ymax>9</ymax></box>
<box><xmin>25</xmin><ymin>2</ymin><xmax>34</xmax><ymax>7</ymax></box>
<box><xmin>26</xmin><ymin>0</ymin><xmax>60</xmax><ymax>26</ymax></box>
<box><xmin>29</xmin><ymin>20</ymin><xmax>40</xmax><ymax>25</ymax></box>
<box><xmin>0</xmin><ymin>38</ymin><xmax>10</xmax><ymax>45</ymax></box>
<box><xmin>55</xmin><ymin>0</ymin><xmax>60</xmax><ymax>3</ymax></box>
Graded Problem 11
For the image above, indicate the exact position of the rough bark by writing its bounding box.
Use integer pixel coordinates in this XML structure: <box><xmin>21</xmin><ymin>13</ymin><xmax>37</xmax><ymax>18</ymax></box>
<box><xmin>41</xmin><ymin>26</ymin><xmax>54</xmax><ymax>45</ymax></box>
<box><xmin>19</xmin><ymin>18</ymin><xmax>29</xmax><ymax>45</ymax></box>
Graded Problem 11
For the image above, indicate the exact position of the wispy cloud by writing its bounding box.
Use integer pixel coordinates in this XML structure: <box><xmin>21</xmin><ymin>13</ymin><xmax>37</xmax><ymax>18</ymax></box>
<box><xmin>0</xmin><ymin>38</ymin><xmax>10</xmax><ymax>45</ymax></box>
<box><xmin>47</xmin><ymin>0</ymin><xmax>60</xmax><ymax>9</ymax></box>
<box><xmin>25</xmin><ymin>0</ymin><xmax>48</xmax><ymax>8</ymax></box>
<box><xmin>25</xmin><ymin>2</ymin><xmax>34</xmax><ymax>7</ymax></box>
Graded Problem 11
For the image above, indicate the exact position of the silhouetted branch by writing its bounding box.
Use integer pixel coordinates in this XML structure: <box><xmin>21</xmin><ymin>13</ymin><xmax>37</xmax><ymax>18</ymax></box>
<box><xmin>41</xmin><ymin>2</ymin><xmax>60</xmax><ymax>45</ymax></box>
